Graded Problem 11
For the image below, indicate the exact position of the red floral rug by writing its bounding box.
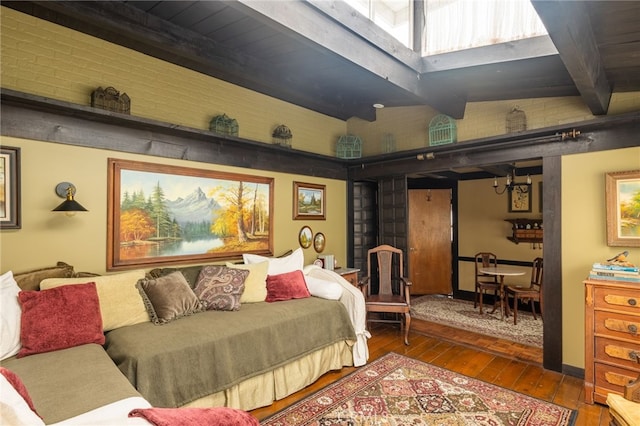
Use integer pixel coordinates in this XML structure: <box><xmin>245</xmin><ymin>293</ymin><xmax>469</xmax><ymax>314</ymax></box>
<box><xmin>261</xmin><ymin>353</ymin><xmax>576</xmax><ymax>426</ymax></box>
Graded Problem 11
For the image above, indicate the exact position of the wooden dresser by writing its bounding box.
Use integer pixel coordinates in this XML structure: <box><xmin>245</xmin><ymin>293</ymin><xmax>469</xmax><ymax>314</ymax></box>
<box><xmin>584</xmin><ymin>278</ymin><xmax>640</xmax><ymax>404</ymax></box>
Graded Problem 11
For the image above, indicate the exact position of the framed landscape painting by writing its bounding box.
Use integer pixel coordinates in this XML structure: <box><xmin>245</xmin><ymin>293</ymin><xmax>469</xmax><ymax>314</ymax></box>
<box><xmin>0</xmin><ymin>146</ymin><xmax>21</xmax><ymax>230</ymax></box>
<box><xmin>107</xmin><ymin>158</ymin><xmax>273</xmax><ymax>270</ymax></box>
<box><xmin>606</xmin><ymin>169</ymin><xmax>640</xmax><ymax>247</ymax></box>
<box><xmin>293</xmin><ymin>181</ymin><xmax>325</xmax><ymax>220</ymax></box>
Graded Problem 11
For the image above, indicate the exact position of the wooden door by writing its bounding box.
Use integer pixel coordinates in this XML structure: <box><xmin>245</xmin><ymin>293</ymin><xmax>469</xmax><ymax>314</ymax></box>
<box><xmin>408</xmin><ymin>189</ymin><xmax>452</xmax><ymax>295</ymax></box>
<box><xmin>351</xmin><ymin>181</ymin><xmax>377</xmax><ymax>272</ymax></box>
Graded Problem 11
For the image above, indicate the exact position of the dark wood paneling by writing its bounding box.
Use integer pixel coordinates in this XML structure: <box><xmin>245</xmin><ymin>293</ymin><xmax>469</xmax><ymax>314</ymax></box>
<box><xmin>0</xmin><ymin>89</ymin><xmax>347</xmax><ymax>180</ymax></box>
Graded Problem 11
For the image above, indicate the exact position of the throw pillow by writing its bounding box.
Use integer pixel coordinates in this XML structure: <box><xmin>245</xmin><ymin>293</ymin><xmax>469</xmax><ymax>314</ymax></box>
<box><xmin>243</xmin><ymin>247</ymin><xmax>304</xmax><ymax>275</ymax></box>
<box><xmin>12</xmin><ymin>262</ymin><xmax>75</xmax><ymax>292</ymax></box>
<box><xmin>136</xmin><ymin>272</ymin><xmax>205</xmax><ymax>325</ymax></box>
<box><xmin>40</xmin><ymin>269</ymin><xmax>149</xmax><ymax>332</ymax></box>
<box><xmin>304</xmin><ymin>275</ymin><xmax>344</xmax><ymax>300</ymax></box>
<box><xmin>147</xmin><ymin>265</ymin><xmax>203</xmax><ymax>288</ymax></box>
<box><xmin>193</xmin><ymin>265</ymin><xmax>249</xmax><ymax>311</ymax></box>
<box><xmin>0</xmin><ymin>271</ymin><xmax>22</xmax><ymax>360</ymax></box>
<box><xmin>0</xmin><ymin>369</ymin><xmax>44</xmax><ymax>426</ymax></box>
<box><xmin>18</xmin><ymin>282</ymin><xmax>105</xmax><ymax>357</ymax></box>
<box><xmin>265</xmin><ymin>270</ymin><xmax>311</xmax><ymax>302</ymax></box>
<box><xmin>226</xmin><ymin>261</ymin><xmax>269</xmax><ymax>303</ymax></box>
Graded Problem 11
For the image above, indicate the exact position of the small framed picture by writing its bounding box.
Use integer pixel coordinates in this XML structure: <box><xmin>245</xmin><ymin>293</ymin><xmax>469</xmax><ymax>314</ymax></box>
<box><xmin>606</xmin><ymin>169</ymin><xmax>640</xmax><ymax>247</ymax></box>
<box><xmin>0</xmin><ymin>146</ymin><xmax>21</xmax><ymax>230</ymax></box>
<box><xmin>508</xmin><ymin>184</ymin><xmax>532</xmax><ymax>213</ymax></box>
<box><xmin>313</xmin><ymin>232</ymin><xmax>326</xmax><ymax>253</ymax></box>
<box><xmin>298</xmin><ymin>226</ymin><xmax>313</xmax><ymax>249</ymax></box>
<box><xmin>293</xmin><ymin>182</ymin><xmax>325</xmax><ymax>220</ymax></box>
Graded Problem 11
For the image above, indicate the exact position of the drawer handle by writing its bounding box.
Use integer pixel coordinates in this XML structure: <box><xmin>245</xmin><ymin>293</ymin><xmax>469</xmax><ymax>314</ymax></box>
<box><xmin>630</xmin><ymin>351</ymin><xmax>640</xmax><ymax>362</ymax></box>
<box><xmin>630</xmin><ymin>324</ymin><xmax>639</xmax><ymax>334</ymax></box>
<box><xmin>629</xmin><ymin>298</ymin><xmax>638</xmax><ymax>306</ymax></box>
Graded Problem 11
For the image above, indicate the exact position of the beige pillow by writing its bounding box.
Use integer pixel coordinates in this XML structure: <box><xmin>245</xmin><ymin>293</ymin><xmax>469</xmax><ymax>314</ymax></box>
<box><xmin>226</xmin><ymin>261</ymin><xmax>268</xmax><ymax>303</ymax></box>
<box><xmin>40</xmin><ymin>269</ymin><xmax>149</xmax><ymax>331</ymax></box>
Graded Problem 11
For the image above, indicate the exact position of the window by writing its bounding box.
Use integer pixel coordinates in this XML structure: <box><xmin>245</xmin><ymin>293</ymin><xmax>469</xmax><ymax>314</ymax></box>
<box><xmin>423</xmin><ymin>0</ymin><xmax>548</xmax><ymax>55</ymax></box>
<box><xmin>345</xmin><ymin>0</ymin><xmax>413</xmax><ymax>48</ymax></box>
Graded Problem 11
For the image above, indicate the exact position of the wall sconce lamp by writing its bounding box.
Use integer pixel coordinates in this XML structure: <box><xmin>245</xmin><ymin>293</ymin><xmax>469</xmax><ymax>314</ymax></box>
<box><xmin>493</xmin><ymin>168</ymin><xmax>531</xmax><ymax>195</ymax></box>
<box><xmin>52</xmin><ymin>182</ymin><xmax>88</xmax><ymax>216</ymax></box>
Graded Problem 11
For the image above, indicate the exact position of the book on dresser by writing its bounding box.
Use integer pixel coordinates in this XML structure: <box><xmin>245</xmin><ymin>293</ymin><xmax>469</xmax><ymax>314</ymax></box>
<box><xmin>590</xmin><ymin>263</ymin><xmax>640</xmax><ymax>282</ymax></box>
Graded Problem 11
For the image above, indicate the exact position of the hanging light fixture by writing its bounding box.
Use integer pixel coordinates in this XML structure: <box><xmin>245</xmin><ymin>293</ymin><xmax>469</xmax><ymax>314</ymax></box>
<box><xmin>493</xmin><ymin>168</ymin><xmax>531</xmax><ymax>195</ymax></box>
<box><xmin>52</xmin><ymin>182</ymin><xmax>88</xmax><ymax>216</ymax></box>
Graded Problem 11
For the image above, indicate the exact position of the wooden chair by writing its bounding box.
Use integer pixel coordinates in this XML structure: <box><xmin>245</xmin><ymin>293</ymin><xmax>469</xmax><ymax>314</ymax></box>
<box><xmin>505</xmin><ymin>257</ymin><xmax>543</xmax><ymax>325</ymax></box>
<box><xmin>358</xmin><ymin>245</ymin><xmax>412</xmax><ymax>345</ymax></box>
<box><xmin>474</xmin><ymin>252</ymin><xmax>499</xmax><ymax>314</ymax></box>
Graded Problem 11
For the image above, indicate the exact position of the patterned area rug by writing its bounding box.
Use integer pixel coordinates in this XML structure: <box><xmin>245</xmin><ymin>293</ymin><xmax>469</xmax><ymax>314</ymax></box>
<box><xmin>410</xmin><ymin>295</ymin><xmax>543</xmax><ymax>348</ymax></box>
<box><xmin>261</xmin><ymin>352</ymin><xmax>576</xmax><ymax>426</ymax></box>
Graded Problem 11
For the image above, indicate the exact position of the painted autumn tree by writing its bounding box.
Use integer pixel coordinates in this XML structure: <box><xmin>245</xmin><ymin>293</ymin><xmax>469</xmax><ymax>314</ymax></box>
<box><xmin>209</xmin><ymin>181</ymin><xmax>268</xmax><ymax>244</ymax></box>
<box><xmin>119</xmin><ymin>183</ymin><xmax>180</xmax><ymax>242</ymax></box>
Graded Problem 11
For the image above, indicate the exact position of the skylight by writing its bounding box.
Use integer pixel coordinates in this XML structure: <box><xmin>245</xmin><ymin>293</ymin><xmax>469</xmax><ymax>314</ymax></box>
<box><xmin>343</xmin><ymin>0</ymin><xmax>548</xmax><ymax>56</ymax></box>
<box><xmin>423</xmin><ymin>0</ymin><xmax>548</xmax><ymax>55</ymax></box>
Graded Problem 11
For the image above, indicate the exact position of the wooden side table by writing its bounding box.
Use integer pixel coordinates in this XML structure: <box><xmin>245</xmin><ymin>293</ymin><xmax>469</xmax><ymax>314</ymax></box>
<box><xmin>336</xmin><ymin>268</ymin><xmax>360</xmax><ymax>286</ymax></box>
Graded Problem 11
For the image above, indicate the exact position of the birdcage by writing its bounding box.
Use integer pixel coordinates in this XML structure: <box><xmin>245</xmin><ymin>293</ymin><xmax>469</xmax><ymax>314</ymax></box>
<box><xmin>91</xmin><ymin>86</ymin><xmax>130</xmax><ymax>114</ymax></box>
<box><xmin>209</xmin><ymin>114</ymin><xmax>239</xmax><ymax>136</ymax></box>
<box><xmin>506</xmin><ymin>107</ymin><xmax>527</xmax><ymax>133</ymax></box>
<box><xmin>428</xmin><ymin>114</ymin><xmax>457</xmax><ymax>146</ymax></box>
<box><xmin>382</xmin><ymin>133</ymin><xmax>396</xmax><ymax>153</ymax></box>
<box><xmin>272</xmin><ymin>124</ymin><xmax>293</xmax><ymax>148</ymax></box>
<box><xmin>336</xmin><ymin>134</ymin><xmax>362</xmax><ymax>159</ymax></box>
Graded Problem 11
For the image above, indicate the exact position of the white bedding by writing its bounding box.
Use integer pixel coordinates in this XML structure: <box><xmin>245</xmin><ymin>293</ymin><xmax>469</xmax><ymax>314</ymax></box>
<box><xmin>50</xmin><ymin>397</ymin><xmax>152</xmax><ymax>426</ymax></box>
<box><xmin>303</xmin><ymin>265</ymin><xmax>370</xmax><ymax>367</ymax></box>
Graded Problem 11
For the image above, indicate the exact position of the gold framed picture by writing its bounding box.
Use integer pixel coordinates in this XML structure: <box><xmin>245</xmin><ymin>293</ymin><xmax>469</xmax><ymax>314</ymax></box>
<box><xmin>606</xmin><ymin>169</ymin><xmax>640</xmax><ymax>247</ymax></box>
<box><xmin>298</xmin><ymin>226</ymin><xmax>312</xmax><ymax>249</ymax></box>
<box><xmin>293</xmin><ymin>182</ymin><xmax>325</xmax><ymax>220</ymax></box>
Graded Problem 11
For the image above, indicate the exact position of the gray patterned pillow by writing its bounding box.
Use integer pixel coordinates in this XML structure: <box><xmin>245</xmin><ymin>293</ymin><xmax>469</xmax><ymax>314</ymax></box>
<box><xmin>194</xmin><ymin>265</ymin><xmax>249</xmax><ymax>311</ymax></box>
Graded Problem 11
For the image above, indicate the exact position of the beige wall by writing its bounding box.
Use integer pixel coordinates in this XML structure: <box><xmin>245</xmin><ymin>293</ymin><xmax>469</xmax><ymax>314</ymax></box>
<box><xmin>562</xmin><ymin>147</ymin><xmax>640</xmax><ymax>368</ymax></box>
<box><xmin>2</xmin><ymin>6</ymin><xmax>640</xmax><ymax>371</ymax></box>
<box><xmin>458</xmin><ymin>175</ymin><xmax>544</xmax><ymax>292</ymax></box>
<box><xmin>0</xmin><ymin>136</ymin><xmax>347</xmax><ymax>275</ymax></box>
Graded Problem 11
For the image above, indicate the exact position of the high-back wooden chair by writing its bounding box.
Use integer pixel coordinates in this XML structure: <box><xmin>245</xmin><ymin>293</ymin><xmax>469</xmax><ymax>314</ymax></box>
<box><xmin>359</xmin><ymin>245</ymin><xmax>412</xmax><ymax>345</ymax></box>
<box><xmin>506</xmin><ymin>257</ymin><xmax>543</xmax><ymax>325</ymax></box>
<box><xmin>474</xmin><ymin>252</ymin><xmax>499</xmax><ymax>314</ymax></box>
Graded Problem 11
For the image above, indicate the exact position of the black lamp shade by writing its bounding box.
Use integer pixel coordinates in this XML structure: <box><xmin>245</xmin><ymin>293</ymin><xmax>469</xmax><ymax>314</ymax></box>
<box><xmin>52</xmin><ymin>198</ymin><xmax>88</xmax><ymax>212</ymax></box>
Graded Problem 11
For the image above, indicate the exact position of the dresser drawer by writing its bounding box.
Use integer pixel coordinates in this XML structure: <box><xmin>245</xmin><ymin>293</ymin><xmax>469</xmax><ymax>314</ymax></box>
<box><xmin>594</xmin><ymin>286</ymin><xmax>640</xmax><ymax>314</ymax></box>
<box><xmin>594</xmin><ymin>336</ymin><xmax>640</xmax><ymax>369</ymax></box>
<box><xmin>594</xmin><ymin>362</ymin><xmax>639</xmax><ymax>396</ymax></box>
<box><xmin>594</xmin><ymin>311</ymin><xmax>640</xmax><ymax>342</ymax></box>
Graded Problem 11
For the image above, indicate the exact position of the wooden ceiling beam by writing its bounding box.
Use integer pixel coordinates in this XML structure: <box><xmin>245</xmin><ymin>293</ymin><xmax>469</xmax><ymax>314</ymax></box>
<box><xmin>230</xmin><ymin>0</ymin><xmax>466</xmax><ymax>118</ymax></box>
<box><xmin>532</xmin><ymin>0</ymin><xmax>611</xmax><ymax>115</ymax></box>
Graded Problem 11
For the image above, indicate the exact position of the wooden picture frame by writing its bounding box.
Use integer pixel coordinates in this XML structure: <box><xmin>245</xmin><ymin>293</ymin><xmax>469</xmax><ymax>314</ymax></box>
<box><xmin>0</xmin><ymin>146</ymin><xmax>21</xmax><ymax>230</ymax></box>
<box><xmin>293</xmin><ymin>181</ymin><xmax>325</xmax><ymax>220</ymax></box>
<box><xmin>606</xmin><ymin>169</ymin><xmax>640</xmax><ymax>247</ymax></box>
<box><xmin>107</xmin><ymin>158</ymin><xmax>274</xmax><ymax>270</ymax></box>
<box><xmin>508</xmin><ymin>184</ymin><xmax>532</xmax><ymax>213</ymax></box>
<box><xmin>298</xmin><ymin>226</ymin><xmax>312</xmax><ymax>248</ymax></box>
<box><xmin>313</xmin><ymin>232</ymin><xmax>326</xmax><ymax>253</ymax></box>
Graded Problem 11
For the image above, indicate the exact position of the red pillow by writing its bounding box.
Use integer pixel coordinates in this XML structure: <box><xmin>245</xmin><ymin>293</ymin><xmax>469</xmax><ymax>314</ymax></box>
<box><xmin>18</xmin><ymin>282</ymin><xmax>104</xmax><ymax>358</ymax></box>
<box><xmin>0</xmin><ymin>367</ymin><xmax>41</xmax><ymax>418</ymax></box>
<box><xmin>265</xmin><ymin>270</ymin><xmax>311</xmax><ymax>302</ymax></box>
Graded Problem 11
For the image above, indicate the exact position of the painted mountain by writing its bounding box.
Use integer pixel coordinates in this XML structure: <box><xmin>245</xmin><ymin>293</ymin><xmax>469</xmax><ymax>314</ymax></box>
<box><xmin>165</xmin><ymin>187</ymin><xmax>220</xmax><ymax>226</ymax></box>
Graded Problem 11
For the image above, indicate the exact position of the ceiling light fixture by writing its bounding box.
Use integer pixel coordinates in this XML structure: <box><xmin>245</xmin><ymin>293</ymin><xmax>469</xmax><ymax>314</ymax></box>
<box><xmin>373</xmin><ymin>103</ymin><xmax>384</xmax><ymax>109</ymax></box>
<box><xmin>493</xmin><ymin>168</ymin><xmax>531</xmax><ymax>195</ymax></box>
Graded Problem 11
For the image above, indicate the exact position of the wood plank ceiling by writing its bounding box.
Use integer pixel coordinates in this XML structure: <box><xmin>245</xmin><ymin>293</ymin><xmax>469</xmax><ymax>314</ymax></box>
<box><xmin>4</xmin><ymin>1</ymin><xmax>640</xmax><ymax>123</ymax></box>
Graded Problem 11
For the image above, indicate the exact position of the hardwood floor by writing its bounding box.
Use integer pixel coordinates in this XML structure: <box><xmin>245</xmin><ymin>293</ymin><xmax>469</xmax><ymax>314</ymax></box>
<box><xmin>250</xmin><ymin>319</ymin><xmax>611</xmax><ymax>425</ymax></box>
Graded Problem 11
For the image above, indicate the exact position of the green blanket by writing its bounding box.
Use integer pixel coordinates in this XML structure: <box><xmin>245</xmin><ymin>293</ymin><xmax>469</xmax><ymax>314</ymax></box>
<box><xmin>105</xmin><ymin>297</ymin><xmax>355</xmax><ymax>407</ymax></box>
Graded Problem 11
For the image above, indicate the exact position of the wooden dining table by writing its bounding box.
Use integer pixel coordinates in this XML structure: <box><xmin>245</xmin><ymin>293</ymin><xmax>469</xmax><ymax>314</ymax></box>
<box><xmin>478</xmin><ymin>265</ymin><xmax>527</xmax><ymax>320</ymax></box>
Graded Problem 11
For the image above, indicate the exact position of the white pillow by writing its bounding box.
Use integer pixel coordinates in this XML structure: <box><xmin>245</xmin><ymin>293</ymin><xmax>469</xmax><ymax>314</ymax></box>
<box><xmin>243</xmin><ymin>248</ymin><xmax>304</xmax><ymax>276</ymax></box>
<box><xmin>0</xmin><ymin>374</ymin><xmax>45</xmax><ymax>426</ymax></box>
<box><xmin>0</xmin><ymin>271</ymin><xmax>22</xmax><ymax>361</ymax></box>
<box><xmin>304</xmin><ymin>275</ymin><xmax>344</xmax><ymax>300</ymax></box>
<box><xmin>40</xmin><ymin>269</ymin><xmax>149</xmax><ymax>332</ymax></box>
